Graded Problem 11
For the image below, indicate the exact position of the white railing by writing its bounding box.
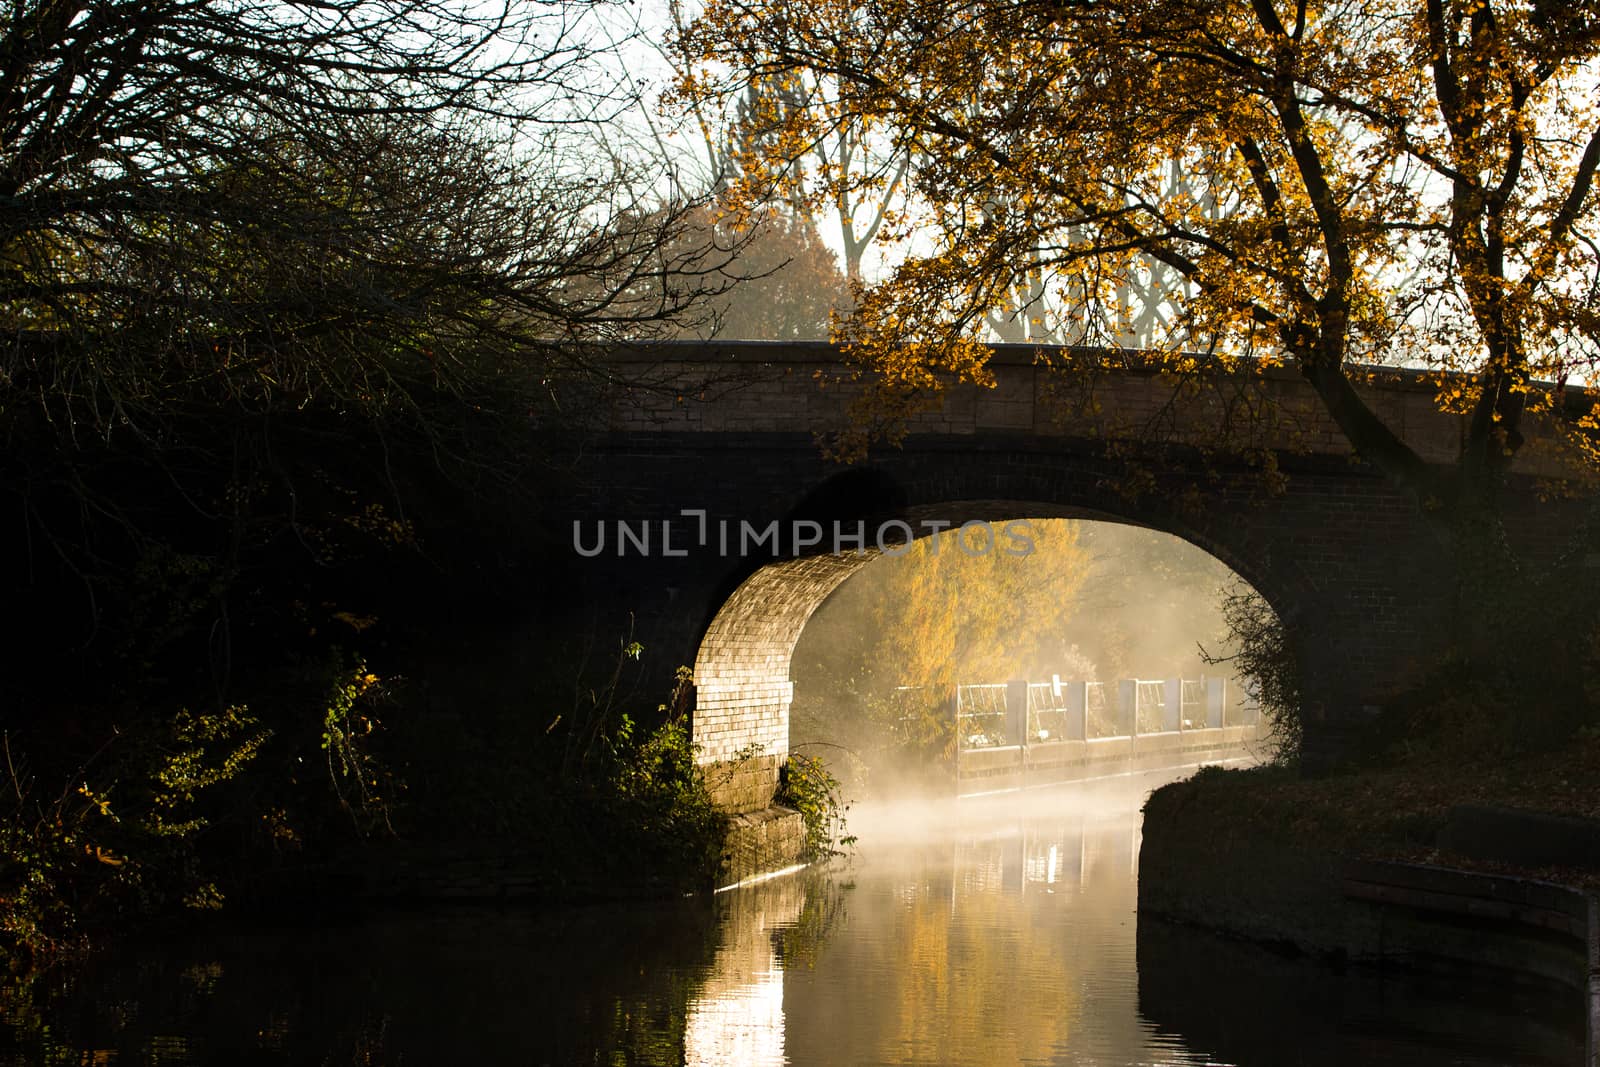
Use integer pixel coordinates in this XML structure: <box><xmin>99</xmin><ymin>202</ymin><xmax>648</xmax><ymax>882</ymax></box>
<box><xmin>1181</xmin><ymin>679</ymin><xmax>1206</xmax><ymax>728</ymax></box>
<box><xmin>1085</xmin><ymin>682</ymin><xmax>1116</xmax><ymax>738</ymax></box>
<box><xmin>1132</xmin><ymin>680</ymin><xmax>1167</xmax><ymax>734</ymax></box>
<box><xmin>946</xmin><ymin>674</ymin><xmax>1239</xmax><ymax>751</ymax></box>
<box><xmin>956</xmin><ymin>683</ymin><xmax>1010</xmax><ymax>749</ymax></box>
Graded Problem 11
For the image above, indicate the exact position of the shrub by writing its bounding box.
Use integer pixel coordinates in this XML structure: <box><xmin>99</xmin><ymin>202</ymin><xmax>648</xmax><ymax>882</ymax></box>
<box><xmin>776</xmin><ymin>753</ymin><xmax>853</xmax><ymax>859</ymax></box>
<box><xmin>1202</xmin><ymin>584</ymin><xmax>1302</xmax><ymax>763</ymax></box>
<box><xmin>0</xmin><ymin>705</ymin><xmax>270</xmax><ymax>968</ymax></box>
<box><xmin>318</xmin><ymin>660</ymin><xmax>403</xmax><ymax>838</ymax></box>
<box><xmin>604</xmin><ymin>711</ymin><xmax>729</xmax><ymax>887</ymax></box>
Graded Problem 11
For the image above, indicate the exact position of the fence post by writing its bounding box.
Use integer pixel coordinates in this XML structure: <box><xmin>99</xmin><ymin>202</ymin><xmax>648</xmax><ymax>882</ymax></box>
<box><xmin>1165</xmin><ymin>676</ymin><xmax>1182</xmax><ymax>732</ymax></box>
<box><xmin>1065</xmin><ymin>681</ymin><xmax>1087</xmax><ymax>741</ymax></box>
<box><xmin>1005</xmin><ymin>679</ymin><xmax>1029</xmax><ymax>747</ymax></box>
<box><xmin>1119</xmin><ymin>679</ymin><xmax>1137</xmax><ymax>737</ymax></box>
<box><xmin>1206</xmin><ymin>677</ymin><xmax>1226</xmax><ymax>728</ymax></box>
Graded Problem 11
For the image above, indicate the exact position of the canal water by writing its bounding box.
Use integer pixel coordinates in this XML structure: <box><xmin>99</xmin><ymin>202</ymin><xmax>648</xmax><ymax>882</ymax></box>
<box><xmin>1</xmin><ymin>785</ymin><xmax>1585</xmax><ymax>1065</ymax></box>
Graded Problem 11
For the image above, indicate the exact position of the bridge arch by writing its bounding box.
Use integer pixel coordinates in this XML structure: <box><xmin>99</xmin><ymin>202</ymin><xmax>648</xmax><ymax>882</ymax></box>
<box><xmin>571</xmin><ymin>344</ymin><xmax>1586</xmax><ymax>791</ymax></box>
<box><xmin>690</xmin><ymin>471</ymin><xmax>1309</xmax><ymax>811</ymax></box>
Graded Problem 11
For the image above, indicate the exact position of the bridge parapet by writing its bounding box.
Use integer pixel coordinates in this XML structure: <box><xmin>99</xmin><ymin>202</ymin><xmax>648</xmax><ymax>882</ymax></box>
<box><xmin>601</xmin><ymin>341</ymin><xmax>1584</xmax><ymax>478</ymax></box>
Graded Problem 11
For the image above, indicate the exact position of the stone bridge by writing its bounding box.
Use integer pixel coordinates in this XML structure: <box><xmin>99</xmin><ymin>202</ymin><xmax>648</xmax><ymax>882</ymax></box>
<box><xmin>556</xmin><ymin>341</ymin><xmax>1592</xmax><ymax>808</ymax></box>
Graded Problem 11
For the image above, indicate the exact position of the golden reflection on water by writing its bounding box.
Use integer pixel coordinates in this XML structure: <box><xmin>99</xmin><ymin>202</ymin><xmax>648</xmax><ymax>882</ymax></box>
<box><xmin>683</xmin><ymin>805</ymin><xmax>1150</xmax><ymax>1067</ymax></box>
<box><xmin>684</xmin><ymin>877</ymin><xmax>802</xmax><ymax>1066</ymax></box>
<box><xmin>677</xmin><ymin>796</ymin><xmax>1584</xmax><ymax>1067</ymax></box>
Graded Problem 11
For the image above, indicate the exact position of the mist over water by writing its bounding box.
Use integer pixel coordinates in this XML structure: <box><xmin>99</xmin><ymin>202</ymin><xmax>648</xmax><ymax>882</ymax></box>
<box><xmin>843</xmin><ymin>773</ymin><xmax>1173</xmax><ymax>844</ymax></box>
<box><xmin>789</xmin><ymin>519</ymin><xmax>1262</xmax><ymax>797</ymax></box>
<box><xmin>744</xmin><ymin>776</ymin><xmax>1579</xmax><ymax>1067</ymax></box>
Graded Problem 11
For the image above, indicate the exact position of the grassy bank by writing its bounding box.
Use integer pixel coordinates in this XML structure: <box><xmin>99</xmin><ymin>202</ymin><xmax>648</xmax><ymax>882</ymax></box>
<box><xmin>1140</xmin><ymin>728</ymin><xmax>1600</xmax><ymax>955</ymax></box>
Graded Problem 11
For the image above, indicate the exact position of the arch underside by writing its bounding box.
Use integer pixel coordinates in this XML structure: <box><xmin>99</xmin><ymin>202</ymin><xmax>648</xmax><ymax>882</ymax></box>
<box><xmin>697</xmin><ymin>548</ymin><xmax>921</xmax><ymax>765</ymax></box>
<box><xmin>690</xmin><ymin>498</ymin><xmax>1286</xmax><ymax>812</ymax></box>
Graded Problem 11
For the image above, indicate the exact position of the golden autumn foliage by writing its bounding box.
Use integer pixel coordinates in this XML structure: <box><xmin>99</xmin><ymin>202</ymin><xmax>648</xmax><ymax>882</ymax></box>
<box><xmin>677</xmin><ymin>0</ymin><xmax>1600</xmax><ymax>500</ymax></box>
<box><xmin>862</xmin><ymin>519</ymin><xmax>1091</xmax><ymax>695</ymax></box>
<box><xmin>791</xmin><ymin>520</ymin><xmax>1246</xmax><ymax>771</ymax></box>
<box><xmin>791</xmin><ymin>519</ymin><xmax>1095</xmax><ymax>769</ymax></box>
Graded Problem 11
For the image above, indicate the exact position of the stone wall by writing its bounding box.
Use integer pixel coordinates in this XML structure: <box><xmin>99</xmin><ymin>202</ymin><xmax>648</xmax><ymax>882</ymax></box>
<box><xmin>719</xmin><ymin>806</ymin><xmax>807</xmax><ymax>889</ymax></box>
<box><xmin>702</xmin><ymin>754</ymin><xmax>783</xmax><ymax>815</ymax></box>
<box><xmin>1140</xmin><ymin>781</ymin><xmax>1600</xmax><ymax>1003</ymax></box>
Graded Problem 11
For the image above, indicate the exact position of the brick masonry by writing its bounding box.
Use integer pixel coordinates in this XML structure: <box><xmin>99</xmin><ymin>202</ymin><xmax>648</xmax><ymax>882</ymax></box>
<box><xmin>701</xmin><ymin>753</ymin><xmax>784</xmax><ymax>814</ymax></box>
<box><xmin>598</xmin><ymin>341</ymin><xmax>1586</xmax><ymax>480</ymax></box>
<box><xmin>558</xmin><ymin>341</ymin><xmax>1595</xmax><ymax>776</ymax></box>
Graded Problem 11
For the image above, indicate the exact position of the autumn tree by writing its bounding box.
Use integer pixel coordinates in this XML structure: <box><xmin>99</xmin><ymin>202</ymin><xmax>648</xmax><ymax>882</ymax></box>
<box><xmin>790</xmin><ymin>520</ymin><xmax>1093</xmax><ymax>775</ymax></box>
<box><xmin>985</xmin><ymin>161</ymin><xmax>1231</xmax><ymax>346</ymax></box>
<box><xmin>864</xmin><ymin>521</ymin><xmax>1091</xmax><ymax>692</ymax></box>
<box><xmin>679</xmin><ymin>0</ymin><xmax>1600</xmax><ymax>666</ymax></box>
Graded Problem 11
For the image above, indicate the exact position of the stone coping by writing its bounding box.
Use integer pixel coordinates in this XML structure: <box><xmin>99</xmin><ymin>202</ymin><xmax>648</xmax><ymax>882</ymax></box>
<box><xmin>581</xmin><ymin>339</ymin><xmax>1592</xmax><ymax>402</ymax></box>
<box><xmin>1342</xmin><ymin>858</ymin><xmax>1598</xmax><ymax>1065</ymax></box>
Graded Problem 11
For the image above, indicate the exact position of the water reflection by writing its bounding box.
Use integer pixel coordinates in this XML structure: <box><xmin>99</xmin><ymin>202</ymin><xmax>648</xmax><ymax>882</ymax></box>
<box><xmin>685</xmin><ymin>877</ymin><xmax>801</xmax><ymax>1066</ymax></box>
<box><xmin>0</xmin><ymin>792</ymin><xmax>1586</xmax><ymax>1065</ymax></box>
<box><xmin>775</xmin><ymin>806</ymin><xmax>1171</xmax><ymax>1067</ymax></box>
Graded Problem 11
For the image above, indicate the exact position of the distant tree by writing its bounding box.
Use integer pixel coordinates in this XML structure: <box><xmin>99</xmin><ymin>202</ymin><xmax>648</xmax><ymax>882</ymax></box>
<box><xmin>662</xmin><ymin>204</ymin><xmax>851</xmax><ymax>339</ymax></box>
<box><xmin>865</xmin><ymin>521</ymin><xmax>1090</xmax><ymax>693</ymax></box>
<box><xmin>791</xmin><ymin>520</ymin><xmax>1093</xmax><ymax>770</ymax></box>
<box><xmin>662</xmin><ymin>0</ymin><xmax>912</xmax><ymax>284</ymax></box>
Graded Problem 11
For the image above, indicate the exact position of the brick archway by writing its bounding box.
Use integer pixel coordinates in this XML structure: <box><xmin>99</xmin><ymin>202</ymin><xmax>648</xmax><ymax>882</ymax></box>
<box><xmin>693</xmin><ymin>553</ymin><xmax>876</xmax><ymax>811</ymax></box>
<box><xmin>690</xmin><ymin>498</ymin><xmax>1291</xmax><ymax>812</ymax></box>
<box><xmin>573</xmin><ymin>342</ymin><xmax>1587</xmax><ymax>792</ymax></box>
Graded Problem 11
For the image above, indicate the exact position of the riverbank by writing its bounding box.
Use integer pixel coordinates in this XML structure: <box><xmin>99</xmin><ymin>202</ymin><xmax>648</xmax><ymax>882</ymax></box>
<box><xmin>1138</xmin><ymin>746</ymin><xmax>1600</xmax><ymax>1063</ymax></box>
<box><xmin>232</xmin><ymin>801</ymin><xmax>808</xmax><ymax>910</ymax></box>
<box><xmin>1143</xmin><ymin>731</ymin><xmax>1600</xmax><ymax>895</ymax></box>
